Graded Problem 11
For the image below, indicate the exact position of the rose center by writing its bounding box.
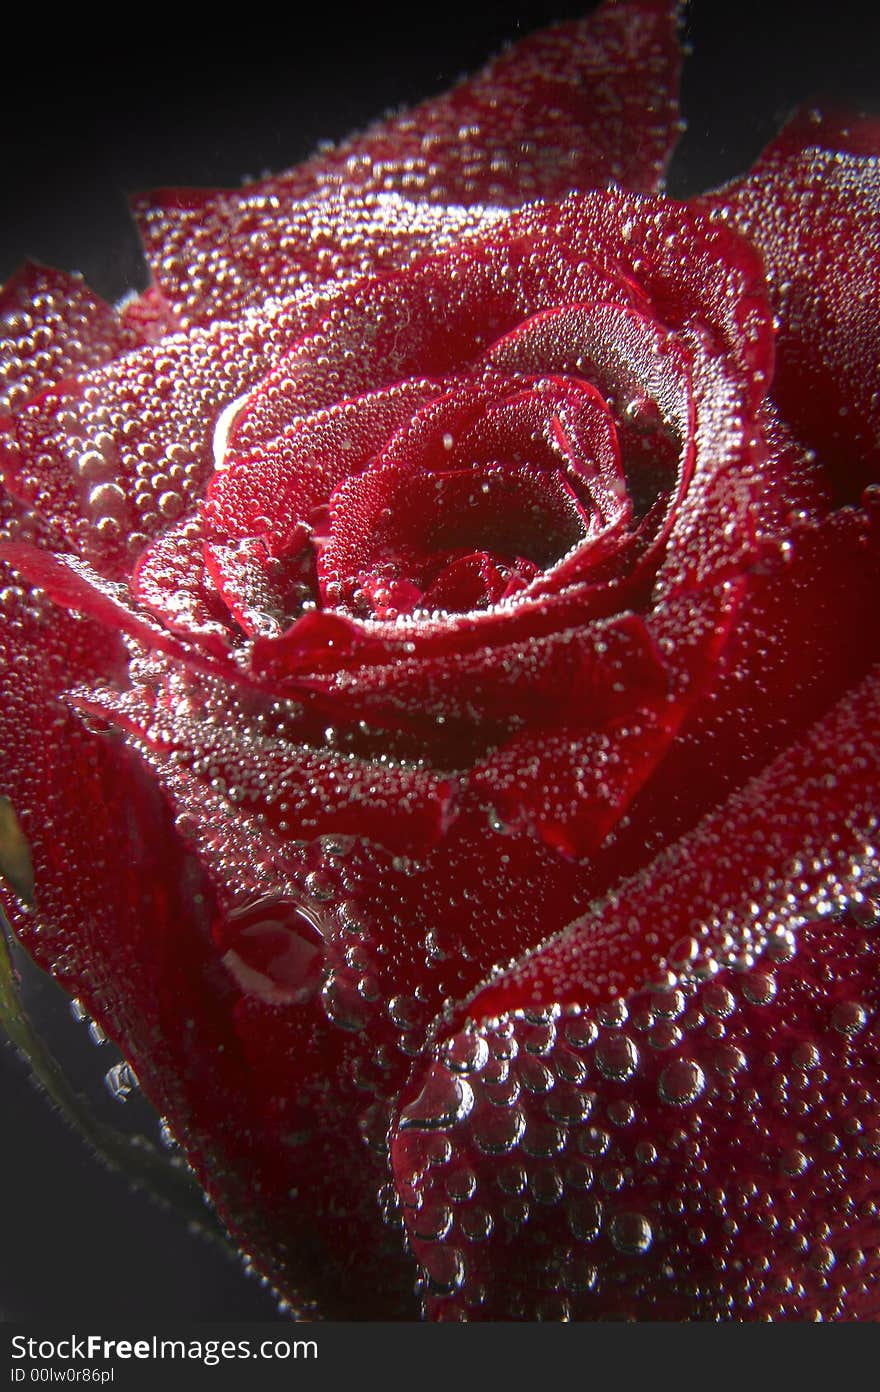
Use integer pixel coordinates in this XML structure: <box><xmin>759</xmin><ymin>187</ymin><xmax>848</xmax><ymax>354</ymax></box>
<box><xmin>318</xmin><ymin>461</ymin><xmax>591</xmax><ymax>620</ymax></box>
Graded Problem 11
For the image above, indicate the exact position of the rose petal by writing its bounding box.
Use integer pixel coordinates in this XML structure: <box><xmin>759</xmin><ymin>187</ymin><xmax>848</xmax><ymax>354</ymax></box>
<box><xmin>697</xmin><ymin>106</ymin><xmax>880</xmax><ymax>491</ymax></box>
<box><xmin>468</xmin><ymin>663</ymin><xmax>880</xmax><ymax>1018</ymax></box>
<box><xmin>0</xmin><ymin>541</ymin><xmax>220</xmax><ymax>673</ymax></box>
<box><xmin>206</xmin><ymin>378</ymin><xmax>446</xmax><ymax>551</ymax></box>
<box><xmin>0</xmin><ymin>263</ymin><xmax>156</xmax><ymax>417</ymax></box>
<box><xmin>230</xmin><ymin>190</ymin><xmax>773</xmax><ymax>454</ymax></box>
<box><xmin>72</xmin><ymin>667</ymin><xmax>458</xmax><ymax>860</ymax></box>
<box><xmin>134</xmin><ymin>191</ymin><xmax>506</xmax><ymax>330</ymax></box>
<box><xmin>391</xmin><ymin>891</ymin><xmax>880</xmax><ymax>1320</ymax></box>
<box><xmin>132</xmin><ymin>523</ymin><xmax>236</xmax><ymax>654</ymax></box>
<box><xmin>0</xmin><ymin>572</ymin><xmax>428</xmax><ymax>1317</ymax></box>
<box><xmin>133</xmin><ymin>0</ymin><xmax>684</xmax><ymax>324</ymax></box>
<box><xmin>0</xmin><ymin>285</ymin><xmax>349</xmax><ymax>577</ymax></box>
<box><xmin>319</xmin><ymin>460</ymin><xmax>591</xmax><ymax>619</ymax></box>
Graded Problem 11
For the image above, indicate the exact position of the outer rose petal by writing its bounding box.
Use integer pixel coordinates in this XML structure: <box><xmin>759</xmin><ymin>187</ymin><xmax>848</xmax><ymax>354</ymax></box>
<box><xmin>132</xmin><ymin>524</ymin><xmax>237</xmax><ymax>655</ymax></box>
<box><xmin>391</xmin><ymin>669</ymin><xmax>880</xmax><ymax>1319</ymax></box>
<box><xmin>0</xmin><ymin>561</ymin><xmax>316</xmax><ymax>1306</ymax></box>
<box><xmin>697</xmin><ymin>108</ymin><xmax>880</xmax><ymax>489</ymax></box>
<box><xmin>72</xmin><ymin>668</ymin><xmax>457</xmax><ymax>861</ymax></box>
<box><xmin>0</xmin><ymin>512</ymin><xmax>430</xmax><ymax>1320</ymax></box>
<box><xmin>0</xmin><ymin>264</ymin><xmax>174</xmax><ymax>417</ymax></box>
<box><xmin>393</xmin><ymin>902</ymin><xmax>880</xmax><ymax>1321</ymax></box>
<box><xmin>467</xmin><ymin>666</ymin><xmax>880</xmax><ymax>1017</ymax></box>
<box><xmin>132</xmin><ymin>0</ymin><xmax>684</xmax><ymax>326</ymax></box>
<box><xmin>0</xmin><ymin>286</ymin><xmax>344</xmax><ymax>578</ymax></box>
<box><xmin>228</xmin><ymin>190</ymin><xmax>774</xmax><ymax>455</ymax></box>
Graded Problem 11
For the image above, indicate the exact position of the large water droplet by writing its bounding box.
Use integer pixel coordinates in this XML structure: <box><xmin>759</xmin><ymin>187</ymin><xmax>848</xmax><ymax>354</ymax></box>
<box><xmin>831</xmin><ymin>1000</ymin><xmax>869</xmax><ymax>1036</ymax></box>
<box><xmin>658</xmin><ymin>1058</ymin><xmax>706</xmax><ymax>1105</ymax></box>
<box><xmin>609</xmin><ymin>1211</ymin><xmax>653</xmax><ymax>1256</ymax></box>
<box><xmin>221</xmin><ymin>897</ymin><xmax>326</xmax><ymax>1006</ymax></box>
<box><xmin>595</xmin><ymin>1033</ymin><xmax>639</xmax><ymax>1082</ymax></box>
<box><xmin>568</xmin><ymin>1196</ymin><xmax>604</xmax><ymax>1242</ymax></box>
<box><xmin>399</xmin><ymin>1065</ymin><xmax>475</xmax><ymax>1131</ymax></box>
<box><xmin>441</xmin><ymin>1031</ymin><xmax>490</xmax><ymax>1075</ymax></box>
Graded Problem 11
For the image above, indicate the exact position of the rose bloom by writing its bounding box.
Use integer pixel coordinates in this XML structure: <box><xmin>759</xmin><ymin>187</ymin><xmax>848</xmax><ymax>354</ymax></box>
<box><xmin>1</xmin><ymin>0</ymin><xmax>879</xmax><ymax>1321</ymax></box>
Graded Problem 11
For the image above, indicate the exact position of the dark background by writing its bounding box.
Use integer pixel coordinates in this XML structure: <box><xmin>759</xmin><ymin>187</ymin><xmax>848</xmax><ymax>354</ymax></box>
<box><xmin>1</xmin><ymin>0</ymin><xmax>878</xmax><ymax>1321</ymax></box>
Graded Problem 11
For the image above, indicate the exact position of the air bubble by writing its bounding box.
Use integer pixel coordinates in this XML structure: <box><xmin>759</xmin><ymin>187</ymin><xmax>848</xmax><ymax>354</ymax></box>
<box><xmin>104</xmin><ymin>1061</ymin><xmax>138</xmax><ymax>1102</ymax></box>
<box><xmin>441</xmin><ymin>1032</ymin><xmax>490</xmax><ymax>1075</ymax></box>
<box><xmin>658</xmin><ymin>1058</ymin><xmax>706</xmax><ymax>1105</ymax></box>
<box><xmin>399</xmin><ymin>1066</ymin><xmax>474</xmax><ymax>1131</ymax></box>
<box><xmin>742</xmin><ymin>970</ymin><xmax>777</xmax><ymax>1006</ymax></box>
<box><xmin>567</xmin><ymin>1196</ymin><xmax>603</xmax><ymax>1242</ymax></box>
<box><xmin>831</xmin><ymin>1000</ymin><xmax>869</xmax><ymax>1036</ymax></box>
<box><xmin>472</xmin><ymin>1104</ymin><xmax>526</xmax><ymax>1155</ymax></box>
<box><xmin>595</xmin><ymin>1033</ymin><xmax>639</xmax><ymax>1082</ymax></box>
<box><xmin>422</xmin><ymin>1245</ymin><xmax>466</xmax><ymax>1297</ymax></box>
<box><xmin>608</xmin><ymin>1211</ymin><xmax>653</xmax><ymax>1256</ymax></box>
<box><xmin>460</xmin><ymin>1206</ymin><xmax>494</xmax><ymax>1242</ymax></box>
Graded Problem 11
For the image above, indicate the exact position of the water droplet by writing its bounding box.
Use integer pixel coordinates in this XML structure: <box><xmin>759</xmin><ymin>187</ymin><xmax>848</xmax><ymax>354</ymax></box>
<box><xmin>778</xmin><ymin>1147</ymin><xmax>810</xmax><ymax>1177</ymax></box>
<box><xmin>653</xmin><ymin>989</ymin><xmax>686</xmax><ymax>1021</ymax></box>
<box><xmin>609</xmin><ymin>1211</ymin><xmax>653</xmax><ymax>1256</ymax></box>
<box><xmin>567</xmin><ymin>1196</ymin><xmax>604</xmax><ymax>1242</ymax></box>
<box><xmin>441</xmin><ymin>1031</ymin><xmax>490</xmax><ymax>1075</ymax></box>
<box><xmin>546</xmin><ymin>1085</ymin><xmax>592</xmax><ymax>1126</ymax></box>
<box><xmin>563</xmin><ymin>1258</ymin><xmax>598</xmax><ymax>1294</ymax></box>
<box><xmin>792</xmin><ymin>1041</ymin><xmax>821</xmax><ymax>1070</ymax></box>
<box><xmin>648</xmin><ymin>1020</ymin><xmax>683</xmax><ymax>1051</ymax></box>
<box><xmin>321</xmin><ymin>971</ymin><xmax>371</xmax><ymax>1031</ymax></box>
<box><xmin>222</xmin><ymin>898</ymin><xmax>326</xmax><ymax>1006</ymax></box>
<box><xmin>831</xmin><ymin>1000</ymin><xmax>869</xmax><ymax>1036</ymax></box>
<box><xmin>607</xmin><ymin>1099</ymin><xmax>636</xmax><ymax>1127</ymax></box>
<box><xmin>658</xmin><ymin>1058</ymin><xmax>706</xmax><ymax>1105</ymax></box>
<box><xmin>519</xmin><ymin>1056</ymin><xmax>555</xmax><ymax>1095</ymax></box>
<box><xmin>715</xmin><ymin>1043</ymin><xmax>747</xmax><ymax>1075</ymax></box>
<box><xmin>578</xmin><ymin>1126</ymin><xmax>610</xmax><ymax>1158</ymax></box>
<box><xmin>412</xmin><ymin>1201</ymin><xmax>453</xmax><ymax>1243</ymax></box>
<box><xmin>703</xmin><ymin>983</ymin><xmax>736</xmax><ymax>1018</ymax></box>
<box><xmin>595</xmin><ymin>1033</ymin><xmax>639</xmax><ymax>1082</ymax></box>
<box><xmin>497</xmin><ymin>1162</ymin><xmax>527</xmax><ymax>1196</ymax></box>
<box><xmin>564</xmin><ymin>1015</ymin><xmax>598</xmax><ymax>1050</ymax></box>
<box><xmin>530</xmin><ymin>1168</ymin><xmax>564</xmax><ymax>1205</ymax></box>
<box><xmin>104</xmin><ymin>1061</ymin><xmax>138</xmax><ymax>1102</ymax></box>
<box><xmin>742</xmin><ymin>970</ymin><xmax>777</xmax><ymax>1006</ymax></box>
<box><xmin>421</xmin><ymin>1245</ymin><xmax>466</xmax><ymax>1297</ymax></box>
<box><xmin>460</xmin><ymin>1205</ymin><xmax>493</xmax><ymax>1243</ymax></box>
<box><xmin>472</xmin><ymin>1103</ymin><xmax>526</xmax><ymax>1154</ymax></box>
<box><xmin>808</xmin><ymin>1243</ymin><xmax>836</xmax><ymax>1275</ymax></box>
<box><xmin>399</xmin><ymin>1065</ymin><xmax>474</xmax><ymax>1131</ymax></box>
<box><xmin>668</xmin><ymin>935</ymin><xmax>699</xmax><ymax>968</ymax></box>
<box><xmin>522</xmin><ymin>1118</ymin><xmax>566</xmax><ymax>1159</ymax></box>
<box><xmin>446</xmin><ymin>1168</ymin><xmax>477</xmax><ymax>1203</ymax></box>
<box><xmin>596</xmin><ymin>998</ymin><xmax>628</xmax><ymax>1029</ymax></box>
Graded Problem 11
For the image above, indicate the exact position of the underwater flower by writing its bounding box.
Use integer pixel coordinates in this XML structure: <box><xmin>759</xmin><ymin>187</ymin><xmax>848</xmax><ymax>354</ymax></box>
<box><xmin>1</xmin><ymin>0</ymin><xmax>878</xmax><ymax>1319</ymax></box>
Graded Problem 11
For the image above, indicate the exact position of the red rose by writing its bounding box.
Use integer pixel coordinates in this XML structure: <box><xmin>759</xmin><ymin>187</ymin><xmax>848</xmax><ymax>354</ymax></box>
<box><xmin>1</xmin><ymin>0</ymin><xmax>879</xmax><ymax>1320</ymax></box>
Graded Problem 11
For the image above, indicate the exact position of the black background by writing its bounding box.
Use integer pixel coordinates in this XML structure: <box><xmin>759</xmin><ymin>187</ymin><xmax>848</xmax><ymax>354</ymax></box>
<box><xmin>1</xmin><ymin>0</ymin><xmax>878</xmax><ymax>1322</ymax></box>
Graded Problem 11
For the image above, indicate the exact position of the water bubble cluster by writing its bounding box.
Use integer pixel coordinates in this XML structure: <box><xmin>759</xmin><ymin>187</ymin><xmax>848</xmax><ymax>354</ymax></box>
<box><xmin>391</xmin><ymin>897</ymin><xmax>880</xmax><ymax>1319</ymax></box>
